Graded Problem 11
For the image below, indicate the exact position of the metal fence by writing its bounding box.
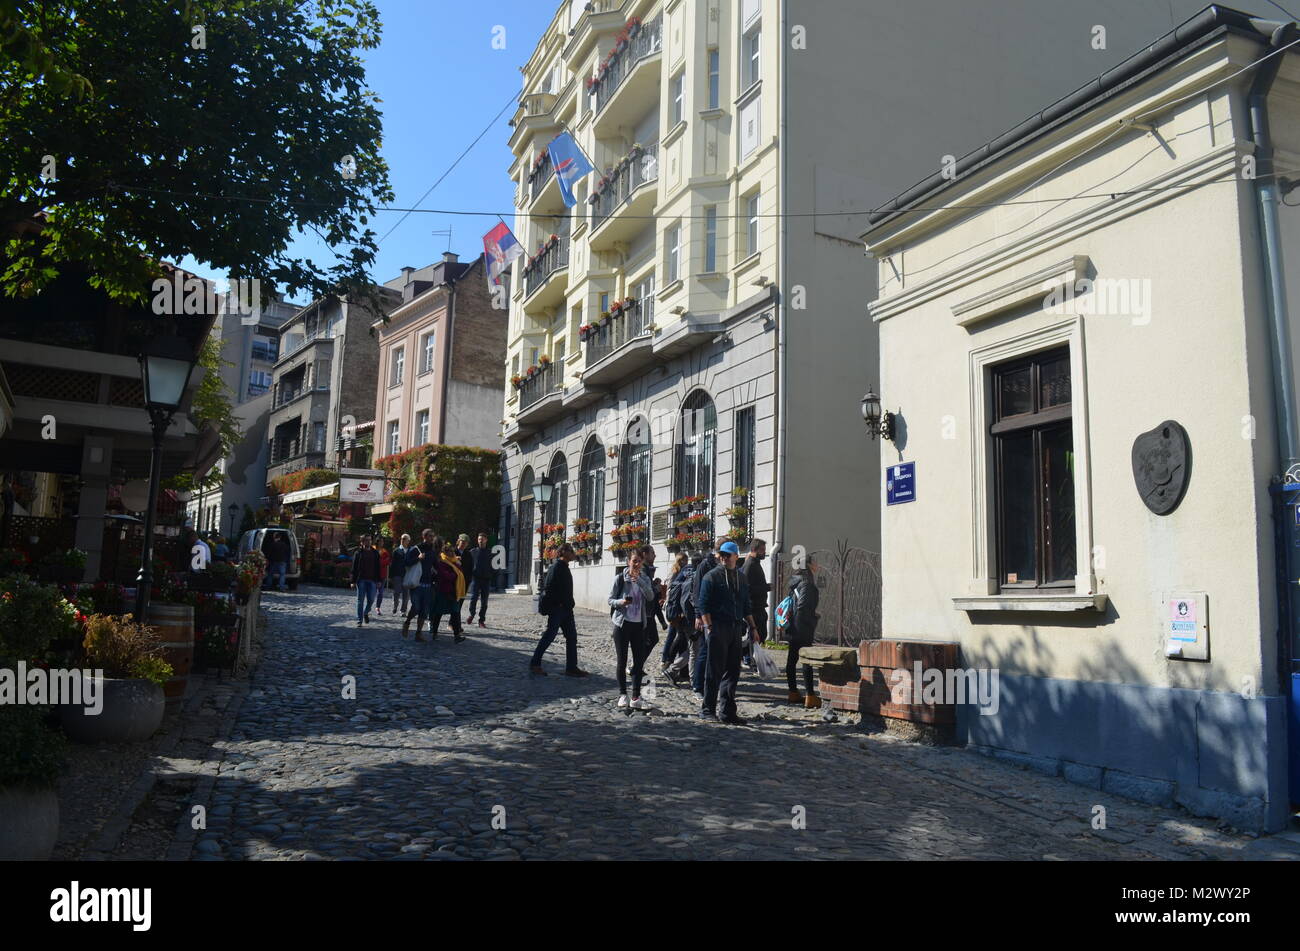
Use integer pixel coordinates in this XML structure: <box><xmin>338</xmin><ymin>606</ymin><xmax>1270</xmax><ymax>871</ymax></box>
<box><xmin>774</xmin><ymin>542</ymin><xmax>881</xmax><ymax>647</ymax></box>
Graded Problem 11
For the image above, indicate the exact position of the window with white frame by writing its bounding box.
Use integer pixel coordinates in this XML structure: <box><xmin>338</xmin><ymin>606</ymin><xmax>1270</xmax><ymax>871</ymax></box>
<box><xmin>746</xmin><ymin>192</ymin><xmax>760</xmax><ymax>257</ymax></box>
<box><xmin>743</xmin><ymin>23</ymin><xmax>761</xmax><ymax>89</ymax></box>
<box><xmin>421</xmin><ymin>332</ymin><xmax>436</xmax><ymax>374</ymax></box>
<box><xmin>390</xmin><ymin>347</ymin><xmax>404</xmax><ymax>387</ymax></box>
<box><xmin>386</xmin><ymin>420</ymin><xmax>400</xmax><ymax>455</ymax></box>
<box><xmin>707</xmin><ymin>48</ymin><xmax>720</xmax><ymax>109</ymax></box>
<box><xmin>416</xmin><ymin>409</ymin><xmax>430</xmax><ymax>447</ymax></box>
<box><xmin>671</xmin><ymin>70</ymin><xmax>685</xmax><ymax>126</ymax></box>
<box><xmin>667</xmin><ymin>225</ymin><xmax>682</xmax><ymax>283</ymax></box>
<box><xmin>704</xmin><ymin>206</ymin><xmax>718</xmax><ymax>272</ymax></box>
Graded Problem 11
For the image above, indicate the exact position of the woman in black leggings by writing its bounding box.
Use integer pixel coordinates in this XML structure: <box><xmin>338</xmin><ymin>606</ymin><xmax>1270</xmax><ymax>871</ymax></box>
<box><xmin>608</xmin><ymin>550</ymin><xmax>657</xmax><ymax>710</ymax></box>
<box><xmin>786</xmin><ymin>555</ymin><xmax>821</xmax><ymax>709</ymax></box>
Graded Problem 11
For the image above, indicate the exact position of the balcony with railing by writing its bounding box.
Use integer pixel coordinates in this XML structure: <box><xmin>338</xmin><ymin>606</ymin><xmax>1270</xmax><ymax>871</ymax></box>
<box><xmin>582</xmin><ymin>296</ymin><xmax>657</xmax><ymax>385</ymax></box>
<box><xmin>589</xmin><ymin>142</ymin><xmax>658</xmax><ymax>248</ymax></box>
<box><xmin>591</xmin><ymin>14</ymin><xmax>662</xmax><ymax>136</ymax></box>
<box><xmin>511</xmin><ymin>359</ymin><xmax>566</xmax><ymax>437</ymax></box>
<box><xmin>528</xmin><ymin>149</ymin><xmax>555</xmax><ymax>205</ymax></box>
<box><xmin>521</xmin><ymin>225</ymin><xmax>571</xmax><ymax>311</ymax></box>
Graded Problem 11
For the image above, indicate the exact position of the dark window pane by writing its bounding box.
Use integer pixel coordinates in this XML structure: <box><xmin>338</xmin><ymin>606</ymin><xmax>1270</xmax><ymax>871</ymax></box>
<box><xmin>998</xmin><ymin>366</ymin><xmax>1033</xmax><ymax>419</ymax></box>
<box><xmin>999</xmin><ymin>431</ymin><xmax>1037</xmax><ymax>584</ymax></box>
<box><xmin>1039</xmin><ymin>353</ymin><xmax>1071</xmax><ymax>408</ymax></box>
<box><xmin>1041</xmin><ymin>424</ymin><xmax>1076</xmax><ymax>583</ymax></box>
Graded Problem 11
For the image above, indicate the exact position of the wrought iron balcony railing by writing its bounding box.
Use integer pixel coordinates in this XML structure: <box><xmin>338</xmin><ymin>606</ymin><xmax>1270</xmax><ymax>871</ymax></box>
<box><xmin>585</xmin><ymin>297</ymin><xmax>654</xmax><ymax>365</ymax></box>
<box><xmin>591</xmin><ymin>143</ymin><xmax>658</xmax><ymax>230</ymax></box>
<box><xmin>522</xmin><ymin>228</ymin><xmax>571</xmax><ymax>298</ymax></box>
<box><xmin>518</xmin><ymin>361</ymin><xmax>562</xmax><ymax>410</ymax></box>
<box><xmin>592</xmin><ymin>14</ymin><xmax>662</xmax><ymax>114</ymax></box>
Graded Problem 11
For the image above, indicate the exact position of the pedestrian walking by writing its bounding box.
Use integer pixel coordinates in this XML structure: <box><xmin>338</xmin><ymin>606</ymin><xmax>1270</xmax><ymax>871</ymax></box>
<box><xmin>466</xmin><ymin>532</ymin><xmax>494</xmax><ymax>627</ymax></box>
<box><xmin>661</xmin><ymin>553</ymin><xmax>694</xmax><ymax>684</ymax></box>
<box><xmin>689</xmin><ymin>542</ymin><xmax>722</xmax><ymax>696</ymax></box>
<box><xmin>453</xmin><ymin>534</ymin><xmax>471</xmax><ymax>625</ymax></box>
<box><xmin>429</xmin><ymin>539</ymin><xmax>466</xmax><ymax>642</ymax></box>
<box><xmin>262</xmin><ymin>532</ymin><xmax>290</xmax><ymax>591</ymax></box>
<box><xmin>401</xmin><ymin>529</ymin><xmax>437</xmax><ymax>641</ymax></box>
<box><xmin>697</xmin><ymin>541</ymin><xmax>758</xmax><ymax>724</ymax></box>
<box><xmin>392</xmin><ymin>533</ymin><xmax>413</xmax><ymax>616</ymax></box>
<box><xmin>608</xmin><ymin>550</ymin><xmax>658</xmax><ymax>710</ymax></box>
<box><xmin>212</xmin><ymin>534</ymin><xmax>230</xmax><ymax>564</ymax></box>
<box><xmin>787</xmin><ymin>554</ymin><xmax>822</xmax><ymax>708</ymax></box>
<box><xmin>376</xmin><ymin>538</ymin><xmax>392</xmax><ymax>616</ymax></box>
<box><xmin>529</xmin><ymin>543</ymin><xmax>590</xmax><ymax>677</ymax></box>
<box><xmin>350</xmin><ymin>535</ymin><xmax>382</xmax><ymax>625</ymax></box>
<box><xmin>741</xmin><ymin>538</ymin><xmax>769</xmax><ymax>669</ymax></box>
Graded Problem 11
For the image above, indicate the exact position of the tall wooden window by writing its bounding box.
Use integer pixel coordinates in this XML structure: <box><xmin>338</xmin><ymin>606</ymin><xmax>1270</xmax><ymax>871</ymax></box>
<box><xmin>676</xmin><ymin>390</ymin><xmax>717</xmax><ymax>502</ymax></box>
<box><xmin>992</xmin><ymin>347</ymin><xmax>1075</xmax><ymax>589</ymax></box>
<box><xmin>549</xmin><ymin>453</ymin><xmax>569</xmax><ymax>527</ymax></box>
<box><xmin>734</xmin><ymin>405</ymin><xmax>755</xmax><ymax>493</ymax></box>
<box><xmin>579</xmin><ymin>436</ymin><xmax>605</xmax><ymax>525</ymax></box>
<box><xmin>620</xmin><ymin>418</ymin><xmax>652</xmax><ymax>511</ymax></box>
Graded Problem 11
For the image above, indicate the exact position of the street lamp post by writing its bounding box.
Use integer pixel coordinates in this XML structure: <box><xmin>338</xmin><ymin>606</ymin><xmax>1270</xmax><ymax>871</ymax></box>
<box><xmin>134</xmin><ymin>333</ymin><xmax>199</xmax><ymax>621</ymax></box>
<box><xmin>228</xmin><ymin>502</ymin><xmax>239</xmax><ymax>539</ymax></box>
<box><xmin>533</xmin><ymin>472</ymin><xmax>554</xmax><ymax>589</ymax></box>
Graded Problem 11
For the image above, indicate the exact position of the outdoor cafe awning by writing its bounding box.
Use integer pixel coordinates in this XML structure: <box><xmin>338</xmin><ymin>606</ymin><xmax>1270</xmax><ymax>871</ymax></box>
<box><xmin>281</xmin><ymin>483</ymin><xmax>339</xmax><ymax>505</ymax></box>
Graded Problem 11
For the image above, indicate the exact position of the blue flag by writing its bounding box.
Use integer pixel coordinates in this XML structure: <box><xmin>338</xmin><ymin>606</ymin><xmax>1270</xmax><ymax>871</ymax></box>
<box><xmin>547</xmin><ymin>132</ymin><xmax>593</xmax><ymax>208</ymax></box>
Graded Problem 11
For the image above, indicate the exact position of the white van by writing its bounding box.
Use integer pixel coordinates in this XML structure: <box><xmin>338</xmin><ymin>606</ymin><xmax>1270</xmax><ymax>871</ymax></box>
<box><xmin>236</xmin><ymin>527</ymin><xmax>302</xmax><ymax>589</ymax></box>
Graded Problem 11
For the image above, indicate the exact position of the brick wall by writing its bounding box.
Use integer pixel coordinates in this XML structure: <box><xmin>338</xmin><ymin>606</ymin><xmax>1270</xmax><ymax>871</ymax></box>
<box><xmin>449</xmin><ymin>257</ymin><xmax>507</xmax><ymax>390</ymax></box>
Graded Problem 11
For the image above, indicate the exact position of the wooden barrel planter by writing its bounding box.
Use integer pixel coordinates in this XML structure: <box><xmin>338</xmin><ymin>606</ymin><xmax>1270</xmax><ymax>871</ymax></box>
<box><xmin>146</xmin><ymin>603</ymin><xmax>194</xmax><ymax>711</ymax></box>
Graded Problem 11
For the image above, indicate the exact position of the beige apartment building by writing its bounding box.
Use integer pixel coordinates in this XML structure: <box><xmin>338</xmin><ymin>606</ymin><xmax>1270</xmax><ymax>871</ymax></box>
<box><xmin>500</xmin><ymin>0</ymin><xmax>1210</xmax><ymax>608</ymax></box>
<box><xmin>862</xmin><ymin>6</ymin><xmax>1300</xmax><ymax>830</ymax></box>
<box><xmin>373</xmin><ymin>253</ymin><xmax>506</xmax><ymax>461</ymax></box>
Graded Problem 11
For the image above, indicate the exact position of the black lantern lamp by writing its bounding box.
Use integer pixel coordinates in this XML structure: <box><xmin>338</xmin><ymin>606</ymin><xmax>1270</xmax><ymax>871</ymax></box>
<box><xmin>861</xmin><ymin>387</ymin><xmax>896</xmax><ymax>443</ymax></box>
<box><xmin>533</xmin><ymin>472</ymin><xmax>554</xmax><ymax>587</ymax></box>
<box><xmin>228</xmin><ymin>502</ymin><xmax>239</xmax><ymax>538</ymax></box>
<box><xmin>134</xmin><ymin>332</ymin><xmax>200</xmax><ymax>619</ymax></box>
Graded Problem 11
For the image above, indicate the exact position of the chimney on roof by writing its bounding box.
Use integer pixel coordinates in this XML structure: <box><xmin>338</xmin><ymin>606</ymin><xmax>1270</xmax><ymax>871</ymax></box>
<box><xmin>442</xmin><ymin>252</ymin><xmax>459</xmax><ymax>265</ymax></box>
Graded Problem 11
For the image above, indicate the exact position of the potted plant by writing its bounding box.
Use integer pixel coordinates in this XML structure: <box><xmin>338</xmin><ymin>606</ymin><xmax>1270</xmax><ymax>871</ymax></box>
<box><xmin>690</xmin><ymin>495</ymin><xmax>709</xmax><ymax>513</ymax></box>
<box><xmin>196</xmin><ymin>625</ymin><xmax>239</xmax><ymax>675</ymax></box>
<box><xmin>724</xmin><ymin>505</ymin><xmax>749</xmax><ymax>524</ymax></box>
<box><xmin>730</xmin><ymin>486</ymin><xmax>751</xmax><ymax>501</ymax></box>
<box><xmin>0</xmin><ymin>575</ymin><xmax>73</xmax><ymax>859</ymax></box>
<box><xmin>188</xmin><ymin>561</ymin><xmax>237</xmax><ymax>593</ymax></box>
<box><xmin>60</xmin><ymin>614</ymin><xmax>172</xmax><ymax>744</ymax></box>
<box><xmin>0</xmin><ymin>549</ymin><xmax>30</xmax><ymax>576</ymax></box>
<box><xmin>0</xmin><ymin>705</ymin><xmax>64</xmax><ymax>860</ymax></box>
<box><xmin>38</xmin><ymin>548</ymin><xmax>86</xmax><ymax>584</ymax></box>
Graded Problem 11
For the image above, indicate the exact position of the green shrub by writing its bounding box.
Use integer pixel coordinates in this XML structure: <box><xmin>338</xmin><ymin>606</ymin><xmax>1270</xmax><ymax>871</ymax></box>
<box><xmin>0</xmin><ymin>575</ymin><xmax>81</xmax><ymax>664</ymax></box>
<box><xmin>0</xmin><ymin>704</ymin><xmax>65</xmax><ymax>789</ymax></box>
<box><xmin>80</xmin><ymin>614</ymin><xmax>164</xmax><ymax>679</ymax></box>
<box><xmin>129</xmin><ymin>655</ymin><xmax>174</xmax><ymax>688</ymax></box>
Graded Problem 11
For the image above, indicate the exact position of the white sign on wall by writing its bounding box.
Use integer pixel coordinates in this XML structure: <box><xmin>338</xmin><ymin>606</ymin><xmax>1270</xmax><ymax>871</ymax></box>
<box><xmin>339</xmin><ymin>468</ymin><xmax>387</xmax><ymax>504</ymax></box>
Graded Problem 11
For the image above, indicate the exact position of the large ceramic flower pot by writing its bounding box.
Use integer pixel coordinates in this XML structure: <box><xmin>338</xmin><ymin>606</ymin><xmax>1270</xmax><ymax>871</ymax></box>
<box><xmin>0</xmin><ymin>786</ymin><xmax>59</xmax><ymax>860</ymax></box>
<box><xmin>60</xmin><ymin>678</ymin><xmax>165</xmax><ymax>744</ymax></box>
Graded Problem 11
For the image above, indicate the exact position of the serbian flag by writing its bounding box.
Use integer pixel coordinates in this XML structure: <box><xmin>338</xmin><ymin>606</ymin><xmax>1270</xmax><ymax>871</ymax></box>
<box><xmin>548</xmin><ymin>132</ymin><xmax>593</xmax><ymax>208</ymax></box>
<box><xmin>482</xmin><ymin>221</ymin><xmax>523</xmax><ymax>286</ymax></box>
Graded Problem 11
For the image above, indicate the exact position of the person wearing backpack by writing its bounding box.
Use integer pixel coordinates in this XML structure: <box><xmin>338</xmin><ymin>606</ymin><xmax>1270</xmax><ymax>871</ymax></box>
<box><xmin>529</xmin><ymin>544</ymin><xmax>589</xmax><ymax>677</ymax></box>
<box><xmin>660</xmin><ymin>553</ymin><xmax>691</xmax><ymax>683</ymax></box>
<box><xmin>785</xmin><ymin>554</ymin><xmax>821</xmax><ymax>707</ymax></box>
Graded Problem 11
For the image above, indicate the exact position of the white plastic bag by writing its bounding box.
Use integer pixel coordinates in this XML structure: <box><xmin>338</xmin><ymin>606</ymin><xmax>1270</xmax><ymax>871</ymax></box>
<box><xmin>753</xmin><ymin>643</ymin><xmax>781</xmax><ymax>679</ymax></box>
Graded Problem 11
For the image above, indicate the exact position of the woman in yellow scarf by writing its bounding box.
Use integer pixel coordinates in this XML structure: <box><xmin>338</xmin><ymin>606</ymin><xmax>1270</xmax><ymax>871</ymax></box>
<box><xmin>430</xmin><ymin>539</ymin><xmax>467</xmax><ymax>642</ymax></box>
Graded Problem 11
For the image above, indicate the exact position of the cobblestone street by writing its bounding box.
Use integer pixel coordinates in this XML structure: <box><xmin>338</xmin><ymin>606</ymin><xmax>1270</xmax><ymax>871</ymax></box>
<box><xmin>177</xmin><ymin>586</ymin><xmax>1300</xmax><ymax>861</ymax></box>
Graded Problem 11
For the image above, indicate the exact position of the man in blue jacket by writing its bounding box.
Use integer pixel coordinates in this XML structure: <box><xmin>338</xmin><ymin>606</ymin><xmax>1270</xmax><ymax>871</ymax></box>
<box><xmin>696</xmin><ymin>541</ymin><xmax>757</xmax><ymax>725</ymax></box>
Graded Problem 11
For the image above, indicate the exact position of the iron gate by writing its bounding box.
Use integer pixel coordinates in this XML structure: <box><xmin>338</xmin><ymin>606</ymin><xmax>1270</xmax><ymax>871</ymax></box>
<box><xmin>774</xmin><ymin>541</ymin><xmax>881</xmax><ymax>646</ymax></box>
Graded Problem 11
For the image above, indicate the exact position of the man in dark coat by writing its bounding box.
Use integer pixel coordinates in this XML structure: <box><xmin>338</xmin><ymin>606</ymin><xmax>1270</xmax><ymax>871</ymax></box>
<box><xmin>688</xmin><ymin>542</ymin><xmax>721</xmax><ymax>696</ymax></box>
<box><xmin>466</xmin><ymin>532</ymin><xmax>495</xmax><ymax>628</ymax></box>
<box><xmin>697</xmin><ymin>541</ymin><xmax>757</xmax><ymax>725</ymax></box>
<box><xmin>741</xmin><ymin>538</ymin><xmax>769</xmax><ymax>668</ymax></box>
<box><xmin>350</xmin><ymin>534</ymin><xmax>382</xmax><ymax>625</ymax></box>
<box><xmin>529</xmin><ymin>544</ymin><xmax>589</xmax><ymax>677</ymax></box>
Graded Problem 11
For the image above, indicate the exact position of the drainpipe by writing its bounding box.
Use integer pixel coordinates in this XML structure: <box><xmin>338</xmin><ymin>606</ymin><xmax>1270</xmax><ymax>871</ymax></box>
<box><xmin>1248</xmin><ymin>21</ymin><xmax>1300</xmax><ymax>473</ymax></box>
<box><xmin>769</xmin><ymin>0</ymin><xmax>789</xmax><ymax>640</ymax></box>
<box><xmin>440</xmin><ymin>273</ymin><xmax>458</xmax><ymax>443</ymax></box>
<box><xmin>1248</xmin><ymin>22</ymin><xmax>1300</xmax><ymax>810</ymax></box>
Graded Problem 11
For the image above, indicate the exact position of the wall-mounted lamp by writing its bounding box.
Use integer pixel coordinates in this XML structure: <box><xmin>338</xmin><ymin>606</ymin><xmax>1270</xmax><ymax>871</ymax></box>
<box><xmin>753</xmin><ymin>275</ymin><xmax>770</xmax><ymax>287</ymax></box>
<box><xmin>861</xmin><ymin>388</ymin><xmax>896</xmax><ymax>442</ymax></box>
<box><xmin>670</xmin><ymin>305</ymin><xmax>686</xmax><ymax>316</ymax></box>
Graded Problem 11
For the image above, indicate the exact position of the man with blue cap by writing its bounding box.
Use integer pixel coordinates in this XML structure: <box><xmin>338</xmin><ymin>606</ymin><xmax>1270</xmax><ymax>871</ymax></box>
<box><xmin>696</xmin><ymin>540</ymin><xmax>758</xmax><ymax>724</ymax></box>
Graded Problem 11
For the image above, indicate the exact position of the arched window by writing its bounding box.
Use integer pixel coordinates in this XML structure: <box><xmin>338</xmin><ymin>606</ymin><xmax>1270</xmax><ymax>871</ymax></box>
<box><xmin>579</xmin><ymin>436</ymin><xmax>605</xmax><ymax>525</ymax></box>
<box><xmin>619</xmin><ymin>416</ymin><xmax>652</xmax><ymax>511</ymax></box>
<box><xmin>548</xmin><ymin>452</ymin><xmax>569</xmax><ymax>527</ymax></box>
<box><xmin>676</xmin><ymin>390</ymin><xmax>717</xmax><ymax>503</ymax></box>
<box><xmin>516</xmin><ymin>466</ymin><xmax>535</xmax><ymax>585</ymax></box>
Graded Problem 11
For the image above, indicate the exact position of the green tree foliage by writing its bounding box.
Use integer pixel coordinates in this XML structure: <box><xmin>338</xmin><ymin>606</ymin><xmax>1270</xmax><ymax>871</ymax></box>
<box><xmin>0</xmin><ymin>0</ymin><xmax>393</xmax><ymax>311</ymax></box>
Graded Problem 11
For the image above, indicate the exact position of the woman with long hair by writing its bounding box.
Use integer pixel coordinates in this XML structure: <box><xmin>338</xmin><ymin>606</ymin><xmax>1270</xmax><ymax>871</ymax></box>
<box><xmin>608</xmin><ymin>550</ymin><xmax>658</xmax><ymax>709</ymax></box>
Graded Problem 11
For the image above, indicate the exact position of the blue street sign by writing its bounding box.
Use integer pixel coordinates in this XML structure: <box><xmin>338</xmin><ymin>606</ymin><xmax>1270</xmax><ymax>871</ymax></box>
<box><xmin>886</xmin><ymin>462</ymin><xmax>916</xmax><ymax>505</ymax></box>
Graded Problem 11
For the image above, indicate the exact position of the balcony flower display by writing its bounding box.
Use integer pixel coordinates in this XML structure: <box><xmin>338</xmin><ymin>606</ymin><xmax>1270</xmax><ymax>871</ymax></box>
<box><xmin>588</xmin><ymin>16</ymin><xmax>645</xmax><ymax>91</ymax></box>
<box><xmin>538</xmin><ymin>354</ymin><xmax>552</xmax><ymax>366</ymax></box>
<box><xmin>578</xmin><ymin>323</ymin><xmax>595</xmax><ymax>341</ymax></box>
<box><xmin>511</xmin><ymin>374</ymin><xmax>524</xmax><ymax>389</ymax></box>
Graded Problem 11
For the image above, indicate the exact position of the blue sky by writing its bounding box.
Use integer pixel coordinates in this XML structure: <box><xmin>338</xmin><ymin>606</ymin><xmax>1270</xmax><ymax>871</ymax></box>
<box><xmin>182</xmin><ymin>0</ymin><xmax>558</xmax><ymax>303</ymax></box>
